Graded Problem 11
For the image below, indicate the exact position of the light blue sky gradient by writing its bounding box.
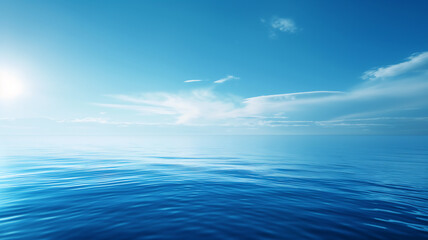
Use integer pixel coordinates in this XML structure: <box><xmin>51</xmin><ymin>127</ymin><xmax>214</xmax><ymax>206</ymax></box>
<box><xmin>1</xmin><ymin>0</ymin><xmax>428</xmax><ymax>135</ymax></box>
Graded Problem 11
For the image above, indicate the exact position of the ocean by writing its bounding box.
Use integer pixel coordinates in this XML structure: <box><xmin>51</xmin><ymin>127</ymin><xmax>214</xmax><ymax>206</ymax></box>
<box><xmin>0</xmin><ymin>136</ymin><xmax>427</xmax><ymax>239</ymax></box>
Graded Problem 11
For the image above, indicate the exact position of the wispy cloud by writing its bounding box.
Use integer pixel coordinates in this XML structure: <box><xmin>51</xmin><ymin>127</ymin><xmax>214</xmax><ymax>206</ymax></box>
<box><xmin>362</xmin><ymin>52</ymin><xmax>428</xmax><ymax>80</ymax></box>
<box><xmin>95</xmin><ymin>102</ymin><xmax>176</xmax><ymax>115</ymax></box>
<box><xmin>245</xmin><ymin>91</ymin><xmax>343</xmax><ymax>103</ymax></box>
<box><xmin>97</xmin><ymin>79</ymin><xmax>427</xmax><ymax>126</ymax></box>
<box><xmin>184</xmin><ymin>79</ymin><xmax>202</xmax><ymax>83</ymax></box>
<box><xmin>95</xmin><ymin>52</ymin><xmax>428</xmax><ymax>133</ymax></box>
<box><xmin>100</xmin><ymin>90</ymin><xmax>239</xmax><ymax>124</ymax></box>
<box><xmin>271</xmin><ymin>17</ymin><xmax>297</xmax><ymax>33</ymax></box>
<box><xmin>263</xmin><ymin>17</ymin><xmax>298</xmax><ymax>38</ymax></box>
<box><xmin>214</xmin><ymin>75</ymin><xmax>239</xmax><ymax>84</ymax></box>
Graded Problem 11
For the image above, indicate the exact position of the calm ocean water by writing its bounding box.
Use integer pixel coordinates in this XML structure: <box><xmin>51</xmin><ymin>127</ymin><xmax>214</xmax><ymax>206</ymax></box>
<box><xmin>0</xmin><ymin>136</ymin><xmax>427</xmax><ymax>239</ymax></box>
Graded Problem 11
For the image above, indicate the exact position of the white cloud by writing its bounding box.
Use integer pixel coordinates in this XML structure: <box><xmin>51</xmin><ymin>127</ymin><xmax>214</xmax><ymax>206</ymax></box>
<box><xmin>95</xmin><ymin>52</ymin><xmax>428</xmax><ymax>133</ymax></box>
<box><xmin>244</xmin><ymin>91</ymin><xmax>343</xmax><ymax>103</ymax></box>
<box><xmin>362</xmin><ymin>51</ymin><xmax>428</xmax><ymax>80</ymax></box>
<box><xmin>99</xmin><ymin>90</ymin><xmax>239</xmax><ymax>124</ymax></box>
<box><xmin>97</xmin><ymin>80</ymin><xmax>422</xmax><ymax>126</ymax></box>
<box><xmin>271</xmin><ymin>18</ymin><xmax>297</xmax><ymax>33</ymax></box>
<box><xmin>214</xmin><ymin>75</ymin><xmax>239</xmax><ymax>84</ymax></box>
<box><xmin>97</xmin><ymin>78</ymin><xmax>428</xmax><ymax>127</ymax></box>
<box><xmin>184</xmin><ymin>79</ymin><xmax>202</xmax><ymax>83</ymax></box>
<box><xmin>95</xmin><ymin>102</ymin><xmax>176</xmax><ymax>115</ymax></box>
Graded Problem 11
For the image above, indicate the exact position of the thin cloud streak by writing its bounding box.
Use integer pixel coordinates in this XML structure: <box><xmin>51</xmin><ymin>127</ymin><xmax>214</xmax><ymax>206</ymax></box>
<box><xmin>214</xmin><ymin>75</ymin><xmax>239</xmax><ymax>84</ymax></box>
<box><xmin>245</xmin><ymin>91</ymin><xmax>343</xmax><ymax>102</ymax></box>
<box><xmin>363</xmin><ymin>51</ymin><xmax>428</xmax><ymax>80</ymax></box>
<box><xmin>184</xmin><ymin>79</ymin><xmax>202</xmax><ymax>83</ymax></box>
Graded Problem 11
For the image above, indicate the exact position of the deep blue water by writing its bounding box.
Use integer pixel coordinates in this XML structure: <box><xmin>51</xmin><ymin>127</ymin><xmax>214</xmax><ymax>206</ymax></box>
<box><xmin>0</xmin><ymin>136</ymin><xmax>427</xmax><ymax>239</ymax></box>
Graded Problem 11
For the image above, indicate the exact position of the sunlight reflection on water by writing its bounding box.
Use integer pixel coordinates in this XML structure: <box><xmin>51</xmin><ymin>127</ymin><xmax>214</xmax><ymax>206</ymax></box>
<box><xmin>0</xmin><ymin>136</ymin><xmax>427</xmax><ymax>239</ymax></box>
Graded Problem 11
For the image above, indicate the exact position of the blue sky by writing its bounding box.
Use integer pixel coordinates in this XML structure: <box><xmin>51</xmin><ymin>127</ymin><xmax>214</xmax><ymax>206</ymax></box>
<box><xmin>1</xmin><ymin>0</ymin><xmax>428</xmax><ymax>135</ymax></box>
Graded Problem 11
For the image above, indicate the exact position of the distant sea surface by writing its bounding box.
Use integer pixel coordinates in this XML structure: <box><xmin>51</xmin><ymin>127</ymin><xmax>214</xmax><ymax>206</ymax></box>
<box><xmin>0</xmin><ymin>136</ymin><xmax>427</xmax><ymax>239</ymax></box>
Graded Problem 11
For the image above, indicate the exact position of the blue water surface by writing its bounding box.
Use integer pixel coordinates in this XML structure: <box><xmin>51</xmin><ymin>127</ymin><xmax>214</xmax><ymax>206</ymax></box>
<box><xmin>0</xmin><ymin>136</ymin><xmax>427</xmax><ymax>239</ymax></box>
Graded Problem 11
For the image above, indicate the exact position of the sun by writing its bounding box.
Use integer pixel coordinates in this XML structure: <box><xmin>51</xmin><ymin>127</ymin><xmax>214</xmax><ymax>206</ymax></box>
<box><xmin>0</xmin><ymin>71</ymin><xmax>25</xmax><ymax>100</ymax></box>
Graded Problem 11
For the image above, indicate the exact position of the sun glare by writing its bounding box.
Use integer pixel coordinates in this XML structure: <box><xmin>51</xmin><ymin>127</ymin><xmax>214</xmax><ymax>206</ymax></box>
<box><xmin>0</xmin><ymin>71</ymin><xmax>25</xmax><ymax>100</ymax></box>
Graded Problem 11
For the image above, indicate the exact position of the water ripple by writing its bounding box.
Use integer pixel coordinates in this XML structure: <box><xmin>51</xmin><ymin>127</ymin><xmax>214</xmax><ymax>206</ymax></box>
<box><xmin>0</xmin><ymin>136</ymin><xmax>427</xmax><ymax>239</ymax></box>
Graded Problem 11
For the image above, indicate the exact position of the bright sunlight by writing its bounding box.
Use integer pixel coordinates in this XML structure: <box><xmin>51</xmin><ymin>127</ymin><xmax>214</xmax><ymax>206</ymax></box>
<box><xmin>0</xmin><ymin>70</ymin><xmax>24</xmax><ymax>100</ymax></box>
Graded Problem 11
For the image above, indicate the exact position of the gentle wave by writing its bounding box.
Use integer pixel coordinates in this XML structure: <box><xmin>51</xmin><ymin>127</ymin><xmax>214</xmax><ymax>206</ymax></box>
<box><xmin>0</xmin><ymin>136</ymin><xmax>427</xmax><ymax>239</ymax></box>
